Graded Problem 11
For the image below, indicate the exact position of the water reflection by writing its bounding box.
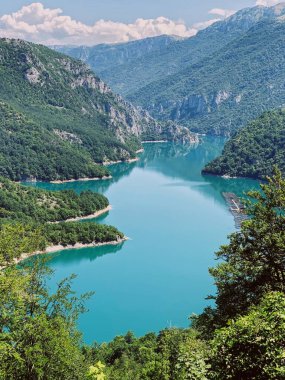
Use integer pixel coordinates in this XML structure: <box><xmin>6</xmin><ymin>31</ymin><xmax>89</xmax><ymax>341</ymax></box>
<box><xmin>135</xmin><ymin>138</ymin><xmax>260</xmax><ymax>209</ymax></box>
<box><xmin>27</xmin><ymin>137</ymin><xmax>261</xmax><ymax>212</ymax></box>
<box><xmin>48</xmin><ymin>242</ymin><xmax>125</xmax><ymax>267</ymax></box>
<box><xmin>25</xmin><ymin>160</ymin><xmax>138</xmax><ymax>194</ymax></box>
<box><xmin>23</xmin><ymin>137</ymin><xmax>262</xmax><ymax>343</ymax></box>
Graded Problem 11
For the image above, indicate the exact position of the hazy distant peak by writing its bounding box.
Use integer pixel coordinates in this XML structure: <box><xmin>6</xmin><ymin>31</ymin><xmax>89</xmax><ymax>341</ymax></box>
<box><xmin>200</xmin><ymin>2</ymin><xmax>285</xmax><ymax>35</ymax></box>
<box><xmin>271</xmin><ymin>2</ymin><xmax>285</xmax><ymax>14</ymax></box>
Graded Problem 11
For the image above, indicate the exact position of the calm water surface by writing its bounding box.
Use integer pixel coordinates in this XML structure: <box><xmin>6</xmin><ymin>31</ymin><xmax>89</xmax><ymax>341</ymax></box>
<box><xmin>29</xmin><ymin>137</ymin><xmax>260</xmax><ymax>343</ymax></box>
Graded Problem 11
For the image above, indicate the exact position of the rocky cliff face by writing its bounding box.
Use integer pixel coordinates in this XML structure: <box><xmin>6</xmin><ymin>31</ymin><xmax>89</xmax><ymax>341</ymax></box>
<box><xmin>128</xmin><ymin>4</ymin><xmax>285</xmax><ymax>135</ymax></box>
<box><xmin>50</xmin><ymin>50</ymin><xmax>196</xmax><ymax>144</ymax></box>
<box><xmin>53</xmin><ymin>35</ymin><xmax>181</xmax><ymax>73</ymax></box>
<box><xmin>149</xmin><ymin>90</ymin><xmax>232</xmax><ymax>121</ymax></box>
<box><xmin>102</xmin><ymin>95</ymin><xmax>198</xmax><ymax>144</ymax></box>
<box><xmin>0</xmin><ymin>38</ymin><xmax>196</xmax><ymax>161</ymax></box>
<box><xmin>55</xmin><ymin>3</ymin><xmax>285</xmax><ymax>102</ymax></box>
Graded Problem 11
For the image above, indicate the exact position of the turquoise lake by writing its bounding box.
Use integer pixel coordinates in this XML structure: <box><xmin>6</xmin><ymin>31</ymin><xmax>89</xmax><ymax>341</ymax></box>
<box><xmin>28</xmin><ymin>137</ymin><xmax>260</xmax><ymax>344</ymax></box>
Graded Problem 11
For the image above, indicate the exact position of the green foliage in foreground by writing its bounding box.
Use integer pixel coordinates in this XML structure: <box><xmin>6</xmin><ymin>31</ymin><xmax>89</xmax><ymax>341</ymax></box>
<box><xmin>83</xmin><ymin>329</ymin><xmax>209</xmax><ymax>380</ymax></box>
<box><xmin>211</xmin><ymin>292</ymin><xmax>285</xmax><ymax>380</ymax></box>
<box><xmin>0</xmin><ymin>224</ymin><xmax>123</xmax><ymax>379</ymax></box>
<box><xmin>203</xmin><ymin>109</ymin><xmax>285</xmax><ymax>179</ymax></box>
<box><xmin>0</xmin><ymin>254</ymin><xmax>90</xmax><ymax>379</ymax></box>
<box><xmin>1</xmin><ymin>170</ymin><xmax>285</xmax><ymax>379</ymax></box>
<box><xmin>195</xmin><ymin>168</ymin><xmax>285</xmax><ymax>332</ymax></box>
<box><xmin>83</xmin><ymin>294</ymin><xmax>285</xmax><ymax>380</ymax></box>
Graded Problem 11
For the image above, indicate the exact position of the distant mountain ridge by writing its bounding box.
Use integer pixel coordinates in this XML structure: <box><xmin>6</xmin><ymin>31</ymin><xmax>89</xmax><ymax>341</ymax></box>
<box><xmin>55</xmin><ymin>3</ymin><xmax>285</xmax><ymax>99</ymax></box>
<box><xmin>127</xmin><ymin>3</ymin><xmax>285</xmax><ymax>135</ymax></box>
<box><xmin>53</xmin><ymin>35</ymin><xmax>181</xmax><ymax>76</ymax></box>
<box><xmin>0</xmin><ymin>38</ymin><xmax>195</xmax><ymax>181</ymax></box>
<box><xmin>130</xmin><ymin>15</ymin><xmax>285</xmax><ymax>135</ymax></box>
<box><xmin>54</xmin><ymin>3</ymin><xmax>285</xmax><ymax>136</ymax></box>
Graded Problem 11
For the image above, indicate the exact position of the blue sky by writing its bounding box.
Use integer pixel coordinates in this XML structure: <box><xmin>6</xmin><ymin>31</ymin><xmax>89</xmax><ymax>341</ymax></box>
<box><xmin>1</xmin><ymin>0</ymin><xmax>255</xmax><ymax>24</ymax></box>
<box><xmin>0</xmin><ymin>0</ymin><xmax>279</xmax><ymax>45</ymax></box>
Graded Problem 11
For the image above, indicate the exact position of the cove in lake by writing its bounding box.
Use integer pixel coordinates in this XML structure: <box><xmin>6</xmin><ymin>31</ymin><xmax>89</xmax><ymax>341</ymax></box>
<box><xmin>28</xmin><ymin>137</ymin><xmax>260</xmax><ymax>344</ymax></box>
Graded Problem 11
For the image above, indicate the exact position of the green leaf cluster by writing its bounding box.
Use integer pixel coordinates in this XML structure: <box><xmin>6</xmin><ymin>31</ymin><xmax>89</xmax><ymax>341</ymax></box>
<box><xmin>0</xmin><ymin>232</ymin><xmax>91</xmax><ymax>379</ymax></box>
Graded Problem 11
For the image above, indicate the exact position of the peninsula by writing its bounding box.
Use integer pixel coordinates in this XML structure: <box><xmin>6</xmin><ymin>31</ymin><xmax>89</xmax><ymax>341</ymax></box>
<box><xmin>0</xmin><ymin>177</ymin><xmax>125</xmax><ymax>261</ymax></box>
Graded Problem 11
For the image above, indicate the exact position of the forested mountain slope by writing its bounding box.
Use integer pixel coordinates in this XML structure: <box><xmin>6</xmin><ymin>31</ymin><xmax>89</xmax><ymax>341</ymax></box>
<box><xmin>130</xmin><ymin>14</ymin><xmax>285</xmax><ymax>135</ymax></box>
<box><xmin>55</xmin><ymin>4</ymin><xmax>285</xmax><ymax>98</ymax></box>
<box><xmin>0</xmin><ymin>38</ymin><xmax>194</xmax><ymax>181</ymax></box>
<box><xmin>203</xmin><ymin>109</ymin><xmax>285</xmax><ymax>179</ymax></box>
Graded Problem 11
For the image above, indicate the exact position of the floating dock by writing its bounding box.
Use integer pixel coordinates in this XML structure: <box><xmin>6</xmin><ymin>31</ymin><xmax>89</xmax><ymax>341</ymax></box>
<box><xmin>222</xmin><ymin>192</ymin><xmax>249</xmax><ymax>229</ymax></box>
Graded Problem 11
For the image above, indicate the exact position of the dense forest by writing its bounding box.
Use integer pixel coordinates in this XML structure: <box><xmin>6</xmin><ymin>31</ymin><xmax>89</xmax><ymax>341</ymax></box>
<box><xmin>0</xmin><ymin>38</ymin><xmax>195</xmax><ymax>181</ymax></box>
<box><xmin>45</xmin><ymin>222</ymin><xmax>124</xmax><ymax>248</ymax></box>
<box><xmin>0</xmin><ymin>177</ymin><xmax>124</xmax><ymax>261</ymax></box>
<box><xmin>0</xmin><ymin>176</ymin><xmax>109</xmax><ymax>223</ymax></box>
<box><xmin>0</xmin><ymin>39</ymin><xmax>141</xmax><ymax>181</ymax></box>
<box><xmin>1</xmin><ymin>170</ymin><xmax>285</xmax><ymax>379</ymax></box>
<box><xmin>203</xmin><ymin>109</ymin><xmax>285</xmax><ymax>179</ymax></box>
<box><xmin>0</xmin><ymin>102</ymin><xmax>110</xmax><ymax>181</ymax></box>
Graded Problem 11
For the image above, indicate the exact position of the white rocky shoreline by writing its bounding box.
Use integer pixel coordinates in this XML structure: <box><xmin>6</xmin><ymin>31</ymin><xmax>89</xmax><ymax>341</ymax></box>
<box><xmin>50</xmin><ymin>175</ymin><xmax>112</xmax><ymax>184</ymax></box>
<box><xmin>12</xmin><ymin>236</ymin><xmax>129</xmax><ymax>266</ymax></box>
<box><xmin>49</xmin><ymin>205</ymin><xmax>112</xmax><ymax>224</ymax></box>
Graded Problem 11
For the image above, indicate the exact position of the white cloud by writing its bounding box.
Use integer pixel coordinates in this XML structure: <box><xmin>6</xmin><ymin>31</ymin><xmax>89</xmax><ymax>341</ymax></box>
<box><xmin>0</xmin><ymin>2</ymin><xmax>247</xmax><ymax>46</ymax></box>
<box><xmin>193</xmin><ymin>7</ymin><xmax>236</xmax><ymax>31</ymax></box>
<box><xmin>193</xmin><ymin>18</ymin><xmax>221</xmax><ymax>31</ymax></box>
<box><xmin>255</xmin><ymin>0</ymin><xmax>280</xmax><ymax>5</ymax></box>
<box><xmin>0</xmin><ymin>2</ymin><xmax>198</xmax><ymax>45</ymax></box>
<box><xmin>208</xmin><ymin>8</ymin><xmax>236</xmax><ymax>18</ymax></box>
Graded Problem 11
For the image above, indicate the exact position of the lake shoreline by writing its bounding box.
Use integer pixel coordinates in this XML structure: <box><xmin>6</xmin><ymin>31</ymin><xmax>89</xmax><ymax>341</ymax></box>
<box><xmin>50</xmin><ymin>205</ymin><xmax>112</xmax><ymax>224</ymax></box>
<box><xmin>13</xmin><ymin>236</ymin><xmax>128</xmax><ymax>265</ymax></box>
<box><xmin>142</xmin><ymin>140</ymin><xmax>168</xmax><ymax>144</ymax></box>
<box><xmin>103</xmin><ymin>157</ymin><xmax>139</xmax><ymax>166</ymax></box>
<box><xmin>26</xmin><ymin>136</ymin><xmax>257</xmax><ymax>343</ymax></box>
<box><xmin>21</xmin><ymin>148</ymin><xmax>145</xmax><ymax>184</ymax></box>
<box><xmin>50</xmin><ymin>176</ymin><xmax>112</xmax><ymax>184</ymax></box>
<box><xmin>102</xmin><ymin>148</ymin><xmax>144</xmax><ymax>166</ymax></box>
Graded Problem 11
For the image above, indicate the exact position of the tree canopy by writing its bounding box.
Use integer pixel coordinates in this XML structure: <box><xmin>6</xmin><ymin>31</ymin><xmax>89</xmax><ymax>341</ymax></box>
<box><xmin>203</xmin><ymin>109</ymin><xmax>285</xmax><ymax>179</ymax></box>
<box><xmin>0</xmin><ymin>225</ymin><xmax>91</xmax><ymax>379</ymax></box>
<box><xmin>1</xmin><ymin>170</ymin><xmax>285</xmax><ymax>379</ymax></box>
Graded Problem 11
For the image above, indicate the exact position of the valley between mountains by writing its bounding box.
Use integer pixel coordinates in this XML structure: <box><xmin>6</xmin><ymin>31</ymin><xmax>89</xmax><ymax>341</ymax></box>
<box><xmin>1</xmin><ymin>2</ymin><xmax>285</xmax><ymax>379</ymax></box>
